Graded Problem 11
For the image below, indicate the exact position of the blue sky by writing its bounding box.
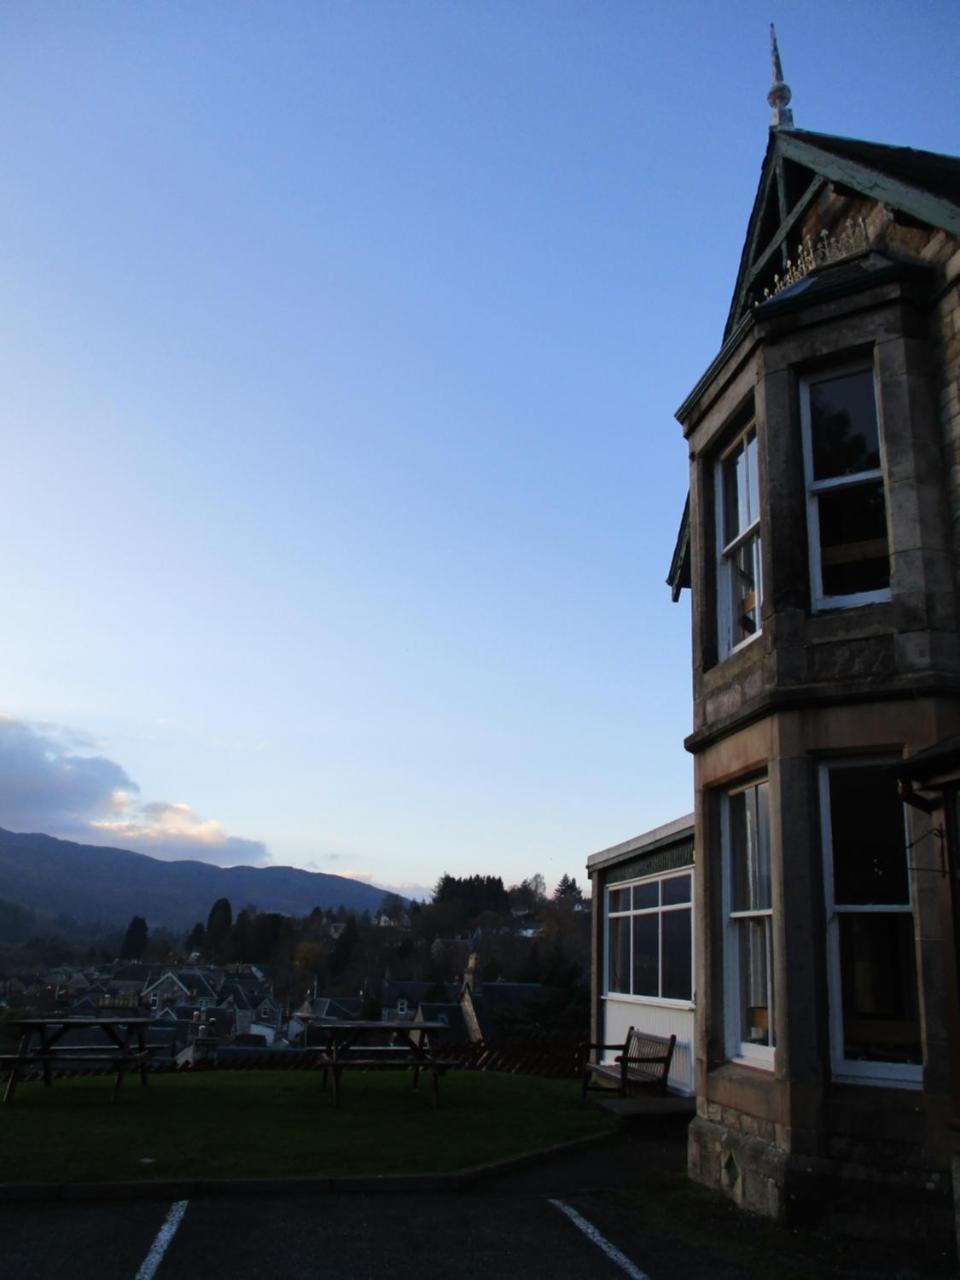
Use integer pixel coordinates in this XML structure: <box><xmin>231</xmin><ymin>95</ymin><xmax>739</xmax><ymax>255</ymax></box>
<box><xmin>0</xmin><ymin>3</ymin><xmax>956</xmax><ymax>898</ymax></box>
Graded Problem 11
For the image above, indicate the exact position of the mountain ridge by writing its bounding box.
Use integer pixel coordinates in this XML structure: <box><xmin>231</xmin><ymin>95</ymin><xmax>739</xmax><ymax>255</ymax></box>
<box><xmin>0</xmin><ymin>827</ymin><xmax>390</xmax><ymax>931</ymax></box>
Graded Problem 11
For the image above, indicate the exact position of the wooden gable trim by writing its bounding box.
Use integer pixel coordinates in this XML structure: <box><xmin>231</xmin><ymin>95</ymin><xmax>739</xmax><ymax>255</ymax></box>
<box><xmin>746</xmin><ymin>173</ymin><xmax>825</xmax><ymax>287</ymax></box>
<box><xmin>724</xmin><ymin>131</ymin><xmax>960</xmax><ymax>340</ymax></box>
<box><xmin>778</xmin><ymin>133</ymin><xmax>960</xmax><ymax>237</ymax></box>
<box><xmin>724</xmin><ymin>137</ymin><xmax>780</xmax><ymax>339</ymax></box>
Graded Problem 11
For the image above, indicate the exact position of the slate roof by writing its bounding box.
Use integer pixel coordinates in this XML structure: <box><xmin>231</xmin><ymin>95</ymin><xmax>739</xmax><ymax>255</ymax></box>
<box><xmin>416</xmin><ymin>1002</ymin><xmax>471</xmax><ymax>1044</ymax></box>
<box><xmin>297</xmin><ymin>995</ymin><xmax>364</xmax><ymax>1021</ymax></box>
<box><xmin>382</xmin><ymin>980</ymin><xmax>460</xmax><ymax>1007</ymax></box>
<box><xmin>467</xmin><ymin>982</ymin><xmax>553</xmax><ymax>1038</ymax></box>
<box><xmin>218</xmin><ymin>982</ymin><xmax>254</xmax><ymax>1010</ymax></box>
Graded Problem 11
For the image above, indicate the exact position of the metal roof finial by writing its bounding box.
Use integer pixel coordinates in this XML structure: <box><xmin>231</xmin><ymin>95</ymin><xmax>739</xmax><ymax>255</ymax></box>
<box><xmin>767</xmin><ymin>23</ymin><xmax>794</xmax><ymax>129</ymax></box>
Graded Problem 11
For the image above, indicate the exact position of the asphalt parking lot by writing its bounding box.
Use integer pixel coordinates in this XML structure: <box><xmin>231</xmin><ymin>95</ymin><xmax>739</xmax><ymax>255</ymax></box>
<box><xmin>0</xmin><ymin>1128</ymin><xmax>954</xmax><ymax>1280</ymax></box>
<box><xmin>0</xmin><ymin>1129</ymin><xmax>690</xmax><ymax>1280</ymax></box>
<box><xmin>2</xmin><ymin>1185</ymin><xmax>776</xmax><ymax>1280</ymax></box>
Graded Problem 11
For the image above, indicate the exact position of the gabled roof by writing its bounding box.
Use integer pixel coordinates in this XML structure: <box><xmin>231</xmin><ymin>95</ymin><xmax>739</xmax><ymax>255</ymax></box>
<box><xmin>668</xmin><ymin>125</ymin><xmax>960</xmax><ymax>602</ymax></box>
<box><xmin>724</xmin><ymin>127</ymin><xmax>960</xmax><ymax>340</ymax></box>
<box><xmin>142</xmin><ymin>971</ymin><xmax>190</xmax><ymax>997</ymax></box>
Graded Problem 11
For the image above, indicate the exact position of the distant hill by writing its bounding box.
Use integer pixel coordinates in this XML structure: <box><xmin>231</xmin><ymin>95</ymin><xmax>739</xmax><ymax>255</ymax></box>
<box><xmin>0</xmin><ymin>828</ymin><xmax>391</xmax><ymax>932</ymax></box>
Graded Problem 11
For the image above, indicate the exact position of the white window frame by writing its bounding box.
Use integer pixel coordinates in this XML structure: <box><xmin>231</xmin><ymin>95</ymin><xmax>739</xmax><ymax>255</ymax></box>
<box><xmin>604</xmin><ymin>869</ymin><xmax>694</xmax><ymax>1009</ymax></box>
<box><xmin>799</xmin><ymin>363</ymin><xmax>891</xmax><ymax>612</ymax></box>
<box><xmin>715</xmin><ymin>424</ymin><xmax>762</xmax><ymax>659</ymax></box>
<box><xmin>721</xmin><ymin>779</ymin><xmax>775</xmax><ymax>1070</ymax></box>
<box><xmin>818</xmin><ymin>759</ymin><xmax>922</xmax><ymax>1088</ymax></box>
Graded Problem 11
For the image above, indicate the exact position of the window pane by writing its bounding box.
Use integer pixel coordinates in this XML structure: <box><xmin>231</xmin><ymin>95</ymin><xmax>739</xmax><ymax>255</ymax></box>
<box><xmin>723</xmin><ymin>441</ymin><xmax>744</xmax><ymax>545</ymax></box>
<box><xmin>839</xmin><ymin>913</ymin><xmax>921</xmax><ymax>1064</ymax></box>
<box><xmin>730</xmin><ymin>791</ymin><xmax>748</xmax><ymax>909</ymax></box>
<box><xmin>745</xmin><ymin>431</ymin><xmax>759</xmax><ymax>526</ymax></box>
<box><xmin>609</xmin><ymin>888</ymin><xmax>630</xmax><ymax>912</ymax></box>
<box><xmin>755</xmin><ymin>782</ymin><xmax>771</xmax><ymax>909</ymax></box>
<box><xmin>724</xmin><ymin>533</ymin><xmax>760</xmax><ymax>646</ymax></box>
<box><xmin>609</xmin><ymin>917</ymin><xmax>630</xmax><ymax>992</ymax></box>
<box><xmin>810</xmin><ymin>371</ymin><xmax>880</xmax><ymax>480</ymax></box>
<box><xmin>662</xmin><ymin>909</ymin><xmax>692</xmax><ymax>999</ymax></box>
<box><xmin>722</xmin><ymin>430</ymin><xmax>758</xmax><ymax>544</ymax></box>
<box><xmin>632</xmin><ymin>914</ymin><xmax>659</xmax><ymax>996</ymax></box>
<box><xmin>632</xmin><ymin>882</ymin><xmax>658</xmax><ymax>910</ymax></box>
<box><xmin>738</xmin><ymin>917</ymin><xmax>772</xmax><ymax>1046</ymax></box>
<box><xmin>818</xmin><ymin>481</ymin><xmax>889</xmax><ymax>597</ymax></box>
<box><xmin>731</xmin><ymin>784</ymin><xmax>770</xmax><ymax>912</ymax></box>
<box><xmin>662</xmin><ymin>874</ymin><xmax>691</xmax><ymax>906</ymax></box>
<box><xmin>829</xmin><ymin>767</ymin><xmax>908</xmax><ymax>905</ymax></box>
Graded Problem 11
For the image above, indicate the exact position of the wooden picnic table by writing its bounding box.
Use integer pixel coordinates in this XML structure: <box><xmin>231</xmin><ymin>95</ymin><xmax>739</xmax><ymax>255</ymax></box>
<box><xmin>2</xmin><ymin>1015</ymin><xmax>155</xmax><ymax>1103</ymax></box>
<box><xmin>299</xmin><ymin>1018</ymin><xmax>455</xmax><ymax>1107</ymax></box>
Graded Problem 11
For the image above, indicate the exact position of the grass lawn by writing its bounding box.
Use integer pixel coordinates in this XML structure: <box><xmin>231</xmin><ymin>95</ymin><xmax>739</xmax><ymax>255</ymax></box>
<box><xmin>0</xmin><ymin>1070</ymin><xmax>614</xmax><ymax>1185</ymax></box>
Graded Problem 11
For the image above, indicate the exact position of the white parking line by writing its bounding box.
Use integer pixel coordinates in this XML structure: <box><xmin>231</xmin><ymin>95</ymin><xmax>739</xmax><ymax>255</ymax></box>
<box><xmin>548</xmin><ymin>1198</ymin><xmax>652</xmax><ymax>1280</ymax></box>
<box><xmin>134</xmin><ymin>1199</ymin><xmax>189</xmax><ymax>1280</ymax></box>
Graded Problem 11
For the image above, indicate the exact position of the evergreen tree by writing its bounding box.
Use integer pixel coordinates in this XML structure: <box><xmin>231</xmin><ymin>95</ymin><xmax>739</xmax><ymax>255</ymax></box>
<box><xmin>120</xmin><ymin>915</ymin><xmax>148</xmax><ymax>961</ymax></box>
<box><xmin>554</xmin><ymin>874</ymin><xmax>584</xmax><ymax>903</ymax></box>
<box><xmin>329</xmin><ymin>917</ymin><xmax>358</xmax><ymax>978</ymax></box>
<box><xmin>206</xmin><ymin>897</ymin><xmax>233</xmax><ymax>961</ymax></box>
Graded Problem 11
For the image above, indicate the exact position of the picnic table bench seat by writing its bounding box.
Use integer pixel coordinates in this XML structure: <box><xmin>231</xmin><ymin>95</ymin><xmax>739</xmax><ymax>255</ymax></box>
<box><xmin>578</xmin><ymin>1027</ymin><xmax>677</xmax><ymax>1099</ymax></box>
<box><xmin>1</xmin><ymin>1047</ymin><xmax>153</xmax><ymax>1103</ymax></box>
<box><xmin>319</xmin><ymin>1053</ymin><xmax>460</xmax><ymax>1109</ymax></box>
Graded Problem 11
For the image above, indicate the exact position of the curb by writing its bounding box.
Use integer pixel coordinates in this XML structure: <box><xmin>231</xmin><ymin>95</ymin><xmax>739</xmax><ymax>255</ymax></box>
<box><xmin>0</xmin><ymin>1127</ymin><xmax>621</xmax><ymax>1205</ymax></box>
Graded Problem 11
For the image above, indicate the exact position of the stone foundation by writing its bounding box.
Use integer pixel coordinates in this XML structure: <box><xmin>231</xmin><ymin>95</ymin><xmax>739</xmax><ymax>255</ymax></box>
<box><xmin>688</xmin><ymin>1113</ymin><xmax>954</xmax><ymax>1244</ymax></box>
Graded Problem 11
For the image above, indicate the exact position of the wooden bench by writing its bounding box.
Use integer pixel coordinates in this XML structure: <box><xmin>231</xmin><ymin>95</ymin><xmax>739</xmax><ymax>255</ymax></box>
<box><xmin>578</xmin><ymin>1027</ymin><xmax>677</xmax><ymax>1100</ymax></box>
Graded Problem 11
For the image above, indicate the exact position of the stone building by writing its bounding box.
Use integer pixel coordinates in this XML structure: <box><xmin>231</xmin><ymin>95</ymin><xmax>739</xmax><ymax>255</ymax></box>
<box><xmin>667</xmin><ymin>38</ymin><xmax>960</xmax><ymax>1234</ymax></box>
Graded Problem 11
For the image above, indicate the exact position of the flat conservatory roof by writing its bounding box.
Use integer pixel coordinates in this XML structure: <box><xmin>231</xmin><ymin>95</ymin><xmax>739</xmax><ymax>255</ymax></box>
<box><xmin>586</xmin><ymin>812</ymin><xmax>694</xmax><ymax>874</ymax></box>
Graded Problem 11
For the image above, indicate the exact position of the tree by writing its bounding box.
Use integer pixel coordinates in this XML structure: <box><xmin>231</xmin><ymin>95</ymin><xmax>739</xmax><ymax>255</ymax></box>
<box><xmin>206</xmin><ymin>898</ymin><xmax>233</xmax><ymax>961</ymax></box>
<box><xmin>142</xmin><ymin>929</ymin><xmax>175</xmax><ymax>964</ymax></box>
<box><xmin>185</xmin><ymin>921</ymin><xmax>206</xmax><ymax>955</ymax></box>
<box><xmin>554</xmin><ymin>874</ymin><xmax>584</xmax><ymax>904</ymax></box>
<box><xmin>432</xmin><ymin>874</ymin><xmax>509</xmax><ymax>931</ymax></box>
<box><xmin>508</xmin><ymin>874</ymin><xmax>546</xmax><ymax>915</ymax></box>
<box><xmin>120</xmin><ymin>915</ymin><xmax>148</xmax><ymax>961</ymax></box>
<box><xmin>231</xmin><ymin>908</ymin><xmax>255</xmax><ymax>962</ymax></box>
<box><xmin>360</xmin><ymin>991</ymin><xmax>382</xmax><ymax>1020</ymax></box>
<box><xmin>329</xmin><ymin>917</ymin><xmax>358</xmax><ymax>979</ymax></box>
<box><xmin>378</xmin><ymin>892</ymin><xmax>406</xmax><ymax>924</ymax></box>
<box><xmin>293</xmin><ymin>941</ymin><xmax>326</xmax><ymax>992</ymax></box>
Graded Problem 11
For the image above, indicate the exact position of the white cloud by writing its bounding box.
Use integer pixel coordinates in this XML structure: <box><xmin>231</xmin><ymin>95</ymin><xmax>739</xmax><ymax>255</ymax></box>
<box><xmin>383</xmin><ymin>881</ymin><xmax>434</xmax><ymax>901</ymax></box>
<box><xmin>0</xmin><ymin>716</ymin><xmax>267</xmax><ymax>866</ymax></box>
<box><xmin>90</xmin><ymin>799</ymin><xmax>268</xmax><ymax>867</ymax></box>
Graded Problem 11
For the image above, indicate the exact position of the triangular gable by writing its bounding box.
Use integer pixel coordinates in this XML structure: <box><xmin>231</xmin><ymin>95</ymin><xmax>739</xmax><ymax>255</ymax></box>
<box><xmin>142</xmin><ymin>970</ymin><xmax>190</xmax><ymax>997</ymax></box>
<box><xmin>724</xmin><ymin>129</ymin><xmax>960</xmax><ymax>340</ymax></box>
